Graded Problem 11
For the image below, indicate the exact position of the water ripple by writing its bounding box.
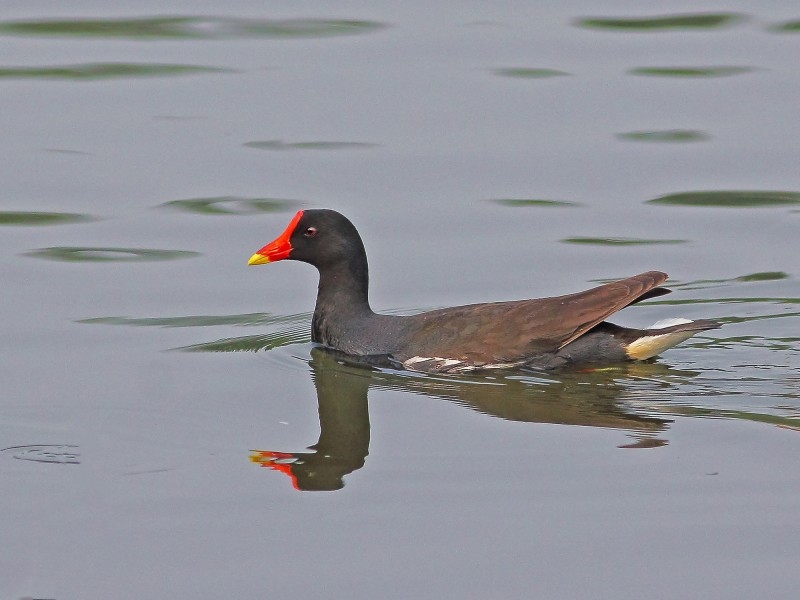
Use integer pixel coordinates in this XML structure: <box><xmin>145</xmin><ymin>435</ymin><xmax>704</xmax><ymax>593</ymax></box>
<box><xmin>0</xmin><ymin>211</ymin><xmax>94</xmax><ymax>226</ymax></box>
<box><xmin>488</xmin><ymin>198</ymin><xmax>583</xmax><ymax>208</ymax></box>
<box><xmin>0</xmin><ymin>444</ymin><xmax>80</xmax><ymax>465</ymax></box>
<box><xmin>23</xmin><ymin>247</ymin><xmax>200</xmax><ymax>262</ymax></box>
<box><xmin>617</xmin><ymin>130</ymin><xmax>710</xmax><ymax>143</ymax></box>
<box><xmin>0</xmin><ymin>63</ymin><xmax>232</xmax><ymax>81</ymax></box>
<box><xmin>575</xmin><ymin>13</ymin><xmax>746</xmax><ymax>31</ymax></box>
<box><xmin>491</xmin><ymin>68</ymin><xmax>569</xmax><ymax>79</ymax></box>
<box><xmin>562</xmin><ymin>237</ymin><xmax>687</xmax><ymax>246</ymax></box>
<box><xmin>244</xmin><ymin>140</ymin><xmax>378</xmax><ymax>151</ymax></box>
<box><xmin>647</xmin><ymin>190</ymin><xmax>800</xmax><ymax>207</ymax></box>
<box><xmin>78</xmin><ymin>312</ymin><xmax>309</xmax><ymax>328</ymax></box>
<box><xmin>0</xmin><ymin>16</ymin><xmax>387</xmax><ymax>40</ymax></box>
<box><xmin>158</xmin><ymin>196</ymin><xmax>300</xmax><ymax>216</ymax></box>
<box><xmin>175</xmin><ymin>327</ymin><xmax>310</xmax><ymax>353</ymax></box>
<box><xmin>629</xmin><ymin>66</ymin><xmax>756</xmax><ymax>78</ymax></box>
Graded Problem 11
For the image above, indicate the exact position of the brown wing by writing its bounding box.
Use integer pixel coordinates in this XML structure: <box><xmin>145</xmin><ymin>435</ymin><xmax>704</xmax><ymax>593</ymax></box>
<box><xmin>399</xmin><ymin>271</ymin><xmax>669</xmax><ymax>363</ymax></box>
<box><xmin>551</xmin><ymin>270</ymin><xmax>669</xmax><ymax>348</ymax></box>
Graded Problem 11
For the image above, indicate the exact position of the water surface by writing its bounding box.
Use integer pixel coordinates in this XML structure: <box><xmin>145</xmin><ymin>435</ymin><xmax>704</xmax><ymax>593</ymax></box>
<box><xmin>1</xmin><ymin>2</ymin><xmax>799</xmax><ymax>600</ymax></box>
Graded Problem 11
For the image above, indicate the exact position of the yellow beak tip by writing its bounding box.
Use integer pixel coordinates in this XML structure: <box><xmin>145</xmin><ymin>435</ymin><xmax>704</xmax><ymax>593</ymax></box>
<box><xmin>248</xmin><ymin>253</ymin><xmax>270</xmax><ymax>266</ymax></box>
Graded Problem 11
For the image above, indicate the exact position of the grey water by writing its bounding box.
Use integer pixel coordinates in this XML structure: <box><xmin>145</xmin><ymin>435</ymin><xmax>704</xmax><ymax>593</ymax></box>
<box><xmin>1</xmin><ymin>2</ymin><xmax>799</xmax><ymax>599</ymax></box>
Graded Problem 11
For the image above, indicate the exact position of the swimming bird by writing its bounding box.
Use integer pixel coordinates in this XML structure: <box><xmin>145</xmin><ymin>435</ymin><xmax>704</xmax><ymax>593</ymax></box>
<box><xmin>248</xmin><ymin>209</ymin><xmax>720</xmax><ymax>373</ymax></box>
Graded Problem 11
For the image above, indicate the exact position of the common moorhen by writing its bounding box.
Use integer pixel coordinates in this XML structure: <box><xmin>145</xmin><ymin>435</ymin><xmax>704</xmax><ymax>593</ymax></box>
<box><xmin>248</xmin><ymin>209</ymin><xmax>720</xmax><ymax>373</ymax></box>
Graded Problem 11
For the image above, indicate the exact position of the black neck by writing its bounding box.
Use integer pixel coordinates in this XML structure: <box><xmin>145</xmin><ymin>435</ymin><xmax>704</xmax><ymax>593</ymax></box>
<box><xmin>314</xmin><ymin>250</ymin><xmax>373</xmax><ymax>317</ymax></box>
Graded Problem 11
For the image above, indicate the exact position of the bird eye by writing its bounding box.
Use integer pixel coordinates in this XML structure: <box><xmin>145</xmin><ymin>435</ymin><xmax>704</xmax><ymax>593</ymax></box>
<box><xmin>304</xmin><ymin>227</ymin><xmax>318</xmax><ymax>237</ymax></box>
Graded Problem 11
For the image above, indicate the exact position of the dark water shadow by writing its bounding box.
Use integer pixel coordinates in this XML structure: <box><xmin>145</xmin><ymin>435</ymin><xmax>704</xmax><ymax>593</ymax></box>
<box><xmin>0</xmin><ymin>63</ymin><xmax>232</xmax><ymax>81</ymax></box>
<box><xmin>575</xmin><ymin>13</ymin><xmax>746</xmax><ymax>31</ymax></box>
<box><xmin>0</xmin><ymin>16</ymin><xmax>386</xmax><ymax>40</ymax></box>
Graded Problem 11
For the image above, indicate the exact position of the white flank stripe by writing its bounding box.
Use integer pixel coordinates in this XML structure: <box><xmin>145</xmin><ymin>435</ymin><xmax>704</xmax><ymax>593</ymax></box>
<box><xmin>403</xmin><ymin>355</ymin><xmax>526</xmax><ymax>373</ymax></box>
<box><xmin>404</xmin><ymin>356</ymin><xmax>430</xmax><ymax>365</ymax></box>
<box><xmin>402</xmin><ymin>356</ymin><xmax>467</xmax><ymax>372</ymax></box>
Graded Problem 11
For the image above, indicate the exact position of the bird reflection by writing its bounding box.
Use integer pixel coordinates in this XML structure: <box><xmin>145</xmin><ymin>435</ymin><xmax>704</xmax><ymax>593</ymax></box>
<box><xmin>251</xmin><ymin>348</ymin><xmax>696</xmax><ymax>491</ymax></box>
<box><xmin>251</xmin><ymin>351</ymin><xmax>372</xmax><ymax>491</ymax></box>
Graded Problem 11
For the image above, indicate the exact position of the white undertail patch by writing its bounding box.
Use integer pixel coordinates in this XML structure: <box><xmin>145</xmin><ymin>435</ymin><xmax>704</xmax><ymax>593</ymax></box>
<box><xmin>626</xmin><ymin>317</ymin><xmax>697</xmax><ymax>360</ymax></box>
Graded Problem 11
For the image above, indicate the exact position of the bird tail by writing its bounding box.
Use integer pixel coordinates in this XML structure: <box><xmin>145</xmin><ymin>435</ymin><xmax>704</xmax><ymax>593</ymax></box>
<box><xmin>626</xmin><ymin>318</ymin><xmax>721</xmax><ymax>360</ymax></box>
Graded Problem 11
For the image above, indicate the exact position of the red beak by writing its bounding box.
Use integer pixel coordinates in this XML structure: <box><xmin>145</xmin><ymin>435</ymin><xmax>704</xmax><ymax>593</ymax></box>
<box><xmin>248</xmin><ymin>210</ymin><xmax>304</xmax><ymax>265</ymax></box>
